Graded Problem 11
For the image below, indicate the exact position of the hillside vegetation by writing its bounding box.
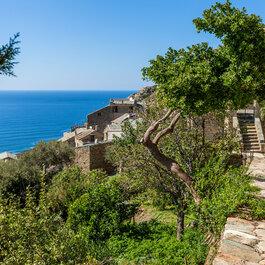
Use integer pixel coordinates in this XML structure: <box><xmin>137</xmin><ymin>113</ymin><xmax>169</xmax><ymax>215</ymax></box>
<box><xmin>1</xmin><ymin>1</ymin><xmax>265</xmax><ymax>264</ymax></box>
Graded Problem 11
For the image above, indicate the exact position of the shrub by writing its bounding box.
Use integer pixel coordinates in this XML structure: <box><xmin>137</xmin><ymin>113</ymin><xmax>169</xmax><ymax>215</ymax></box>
<box><xmin>47</xmin><ymin>166</ymin><xmax>89</xmax><ymax>216</ymax></box>
<box><xmin>0</xmin><ymin>181</ymin><xmax>100</xmax><ymax>264</ymax></box>
<box><xmin>67</xmin><ymin>181</ymin><xmax>139</xmax><ymax>240</ymax></box>
<box><xmin>193</xmin><ymin>154</ymin><xmax>265</xmax><ymax>234</ymax></box>
<box><xmin>48</xmin><ymin>168</ymin><xmax>109</xmax><ymax>218</ymax></box>
<box><xmin>0</xmin><ymin>140</ymin><xmax>74</xmax><ymax>200</ymax></box>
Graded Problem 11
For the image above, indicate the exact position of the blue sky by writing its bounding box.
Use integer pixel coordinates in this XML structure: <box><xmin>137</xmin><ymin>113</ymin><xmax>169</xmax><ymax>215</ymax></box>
<box><xmin>1</xmin><ymin>0</ymin><xmax>265</xmax><ymax>91</ymax></box>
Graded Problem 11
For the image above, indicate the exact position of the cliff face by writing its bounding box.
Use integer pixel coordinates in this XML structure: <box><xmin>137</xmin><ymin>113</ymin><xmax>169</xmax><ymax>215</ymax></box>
<box><xmin>129</xmin><ymin>85</ymin><xmax>157</xmax><ymax>101</ymax></box>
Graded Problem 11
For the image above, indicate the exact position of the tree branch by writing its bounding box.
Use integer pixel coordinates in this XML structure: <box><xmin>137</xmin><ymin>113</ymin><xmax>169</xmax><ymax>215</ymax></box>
<box><xmin>141</xmin><ymin>109</ymin><xmax>173</xmax><ymax>144</ymax></box>
<box><xmin>140</xmin><ymin>111</ymin><xmax>201</xmax><ymax>204</ymax></box>
<box><xmin>153</xmin><ymin>112</ymin><xmax>181</xmax><ymax>145</ymax></box>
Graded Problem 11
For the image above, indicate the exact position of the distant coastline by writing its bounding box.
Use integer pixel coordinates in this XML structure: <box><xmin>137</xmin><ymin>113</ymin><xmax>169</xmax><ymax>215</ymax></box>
<box><xmin>0</xmin><ymin>90</ymin><xmax>137</xmax><ymax>154</ymax></box>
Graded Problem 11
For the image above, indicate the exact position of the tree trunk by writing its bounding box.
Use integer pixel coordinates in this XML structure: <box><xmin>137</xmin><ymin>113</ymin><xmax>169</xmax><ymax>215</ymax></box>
<box><xmin>143</xmin><ymin>141</ymin><xmax>200</xmax><ymax>204</ymax></box>
<box><xmin>141</xmin><ymin>111</ymin><xmax>201</xmax><ymax>205</ymax></box>
<box><xmin>177</xmin><ymin>211</ymin><xmax>185</xmax><ymax>241</ymax></box>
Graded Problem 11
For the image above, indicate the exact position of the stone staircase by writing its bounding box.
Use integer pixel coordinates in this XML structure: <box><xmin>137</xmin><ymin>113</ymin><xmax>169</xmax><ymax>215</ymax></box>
<box><xmin>237</xmin><ymin>113</ymin><xmax>261</xmax><ymax>152</ymax></box>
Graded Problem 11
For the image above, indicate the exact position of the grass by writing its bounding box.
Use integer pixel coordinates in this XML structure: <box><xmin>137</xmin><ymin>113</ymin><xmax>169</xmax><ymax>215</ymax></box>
<box><xmin>134</xmin><ymin>201</ymin><xmax>197</xmax><ymax>226</ymax></box>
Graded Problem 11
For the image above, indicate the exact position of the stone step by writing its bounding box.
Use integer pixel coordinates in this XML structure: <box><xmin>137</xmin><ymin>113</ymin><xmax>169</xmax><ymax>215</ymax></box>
<box><xmin>241</xmin><ymin>131</ymin><xmax>257</xmax><ymax>135</ymax></box>
<box><xmin>239</xmin><ymin>119</ymin><xmax>254</xmax><ymax>121</ymax></box>
<box><xmin>244</xmin><ymin>149</ymin><xmax>261</xmax><ymax>152</ymax></box>
<box><xmin>243</xmin><ymin>148</ymin><xmax>260</xmax><ymax>152</ymax></box>
<box><xmin>244</xmin><ymin>143</ymin><xmax>259</xmax><ymax>147</ymax></box>
<box><xmin>243</xmin><ymin>138</ymin><xmax>258</xmax><ymax>142</ymax></box>
<box><xmin>240</xmin><ymin>126</ymin><xmax>255</xmax><ymax>129</ymax></box>
<box><xmin>239</xmin><ymin>118</ymin><xmax>255</xmax><ymax>121</ymax></box>
<box><xmin>243</xmin><ymin>134</ymin><xmax>258</xmax><ymax>137</ymax></box>
<box><xmin>243</xmin><ymin>139</ymin><xmax>258</xmax><ymax>142</ymax></box>
<box><xmin>243</xmin><ymin>138</ymin><xmax>259</xmax><ymax>143</ymax></box>
<box><xmin>242</xmin><ymin>133</ymin><xmax>258</xmax><ymax>137</ymax></box>
<box><xmin>240</xmin><ymin>124</ymin><xmax>255</xmax><ymax>127</ymax></box>
<box><xmin>242</xmin><ymin>149</ymin><xmax>262</xmax><ymax>153</ymax></box>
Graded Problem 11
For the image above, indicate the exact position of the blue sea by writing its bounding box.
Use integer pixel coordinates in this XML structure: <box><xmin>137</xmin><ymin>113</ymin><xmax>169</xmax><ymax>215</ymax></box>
<box><xmin>0</xmin><ymin>90</ymin><xmax>136</xmax><ymax>154</ymax></box>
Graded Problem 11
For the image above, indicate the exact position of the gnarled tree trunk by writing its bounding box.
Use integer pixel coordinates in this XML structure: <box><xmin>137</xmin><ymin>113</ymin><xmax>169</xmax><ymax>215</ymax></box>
<box><xmin>140</xmin><ymin>110</ymin><xmax>201</xmax><ymax>204</ymax></box>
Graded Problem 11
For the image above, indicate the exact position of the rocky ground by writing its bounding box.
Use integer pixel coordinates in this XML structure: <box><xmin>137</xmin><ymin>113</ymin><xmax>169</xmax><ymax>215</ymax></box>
<box><xmin>213</xmin><ymin>153</ymin><xmax>265</xmax><ymax>264</ymax></box>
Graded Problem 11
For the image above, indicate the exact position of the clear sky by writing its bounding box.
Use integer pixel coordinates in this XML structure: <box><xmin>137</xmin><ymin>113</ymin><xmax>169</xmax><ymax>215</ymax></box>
<box><xmin>1</xmin><ymin>0</ymin><xmax>265</xmax><ymax>91</ymax></box>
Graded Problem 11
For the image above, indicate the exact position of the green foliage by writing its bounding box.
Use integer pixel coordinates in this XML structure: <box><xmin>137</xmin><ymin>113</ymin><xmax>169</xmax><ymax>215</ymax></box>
<box><xmin>142</xmin><ymin>1</ymin><xmax>265</xmax><ymax>115</ymax></box>
<box><xmin>67</xmin><ymin>181</ymin><xmax>139</xmax><ymax>240</ymax></box>
<box><xmin>47</xmin><ymin>166</ymin><xmax>89</xmax><ymax>217</ymax></box>
<box><xmin>249</xmin><ymin>198</ymin><xmax>265</xmax><ymax>220</ymax></box>
<box><xmin>21</xmin><ymin>139</ymin><xmax>74</xmax><ymax>170</ymax></box>
<box><xmin>0</xmin><ymin>140</ymin><xmax>74</xmax><ymax>199</ymax></box>
<box><xmin>86</xmin><ymin>168</ymin><xmax>108</xmax><ymax>185</ymax></box>
<box><xmin>0</xmin><ymin>33</ymin><xmax>20</xmax><ymax>76</ymax></box>
<box><xmin>113</xmin><ymin>121</ymin><xmax>138</xmax><ymax>147</ymax></box>
<box><xmin>48</xmin><ymin>168</ymin><xmax>108</xmax><ymax>218</ymax></box>
<box><xmin>0</xmin><ymin>181</ymin><xmax>100</xmax><ymax>264</ymax></box>
<box><xmin>193</xmin><ymin>156</ymin><xmax>265</xmax><ymax>234</ymax></box>
<box><xmin>108</xmin><ymin>221</ymin><xmax>208</xmax><ymax>265</ymax></box>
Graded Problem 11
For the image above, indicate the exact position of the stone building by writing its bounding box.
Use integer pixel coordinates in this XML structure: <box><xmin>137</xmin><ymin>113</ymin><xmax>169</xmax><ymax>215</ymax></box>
<box><xmin>59</xmin><ymin>127</ymin><xmax>103</xmax><ymax>147</ymax></box>
<box><xmin>0</xmin><ymin>152</ymin><xmax>17</xmax><ymax>162</ymax></box>
<box><xmin>75</xmin><ymin>129</ymin><xmax>103</xmax><ymax>147</ymax></box>
<box><xmin>104</xmin><ymin>114</ymin><xmax>141</xmax><ymax>141</ymax></box>
<box><xmin>75</xmin><ymin>141</ymin><xmax>113</xmax><ymax>174</ymax></box>
<box><xmin>59</xmin><ymin>127</ymin><xmax>87</xmax><ymax>147</ymax></box>
<box><xmin>86</xmin><ymin>98</ymin><xmax>139</xmax><ymax>133</ymax></box>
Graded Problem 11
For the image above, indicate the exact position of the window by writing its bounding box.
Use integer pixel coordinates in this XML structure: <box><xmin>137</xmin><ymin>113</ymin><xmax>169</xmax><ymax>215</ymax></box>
<box><xmin>97</xmin><ymin>112</ymin><xmax>101</xmax><ymax>116</ymax></box>
<box><xmin>113</xmin><ymin>106</ymin><xmax>118</xmax><ymax>113</ymax></box>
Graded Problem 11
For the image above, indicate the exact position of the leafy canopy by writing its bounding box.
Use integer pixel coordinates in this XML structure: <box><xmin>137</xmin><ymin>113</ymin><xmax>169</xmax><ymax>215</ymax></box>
<box><xmin>142</xmin><ymin>1</ymin><xmax>265</xmax><ymax>115</ymax></box>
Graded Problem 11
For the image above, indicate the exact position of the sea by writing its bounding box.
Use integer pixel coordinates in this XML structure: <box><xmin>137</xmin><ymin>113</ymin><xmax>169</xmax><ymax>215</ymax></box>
<box><xmin>0</xmin><ymin>90</ymin><xmax>136</xmax><ymax>154</ymax></box>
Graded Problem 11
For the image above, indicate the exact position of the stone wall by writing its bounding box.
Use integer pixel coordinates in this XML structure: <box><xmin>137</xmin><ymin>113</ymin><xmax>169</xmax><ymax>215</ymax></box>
<box><xmin>75</xmin><ymin>141</ymin><xmax>114</xmax><ymax>174</ymax></box>
<box><xmin>213</xmin><ymin>217</ymin><xmax>265</xmax><ymax>264</ymax></box>
<box><xmin>204</xmin><ymin>113</ymin><xmax>224</xmax><ymax>142</ymax></box>
<box><xmin>86</xmin><ymin>104</ymin><xmax>135</xmax><ymax>133</ymax></box>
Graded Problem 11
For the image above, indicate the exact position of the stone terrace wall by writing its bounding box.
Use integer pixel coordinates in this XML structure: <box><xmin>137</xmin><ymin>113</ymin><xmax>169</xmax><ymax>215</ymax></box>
<box><xmin>75</xmin><ymin>141</ymin><xmax>114</xmax><ymax>174</ymax></box>
<box><xmin>204</xmin><ymin>114</ymin><xmax>224</xmax><ymax>142</ymax></box>
<box><xmin>213</xmin><ymin>217</ymin><xmax>265</xmax><ymax>264</ymax></box>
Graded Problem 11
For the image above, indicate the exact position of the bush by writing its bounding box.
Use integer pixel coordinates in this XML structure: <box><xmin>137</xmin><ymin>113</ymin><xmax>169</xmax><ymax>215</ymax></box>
<box><xmin>48</xmin><ymin>168</ymin><xmax>109</xmax><ymax>218</ymax></box>
<box><xmin>47</xmin><ymin>166</ymin><xmax>89</xmax><ymax>217</ymax></box>
<box><xmin>193</xmin><ymin>154</ymin><xmax>265</xmax><ymax>234</ymax></box>
<box><xmin>67</xmin><ymin>181</ymin><xmax>139</xmax><ymax>240</ymax></box>
<box><xmin>0</xmin><ymin>140</ymin><xmax>74</xmax><ymax>200</ymax></box>
<box><xmin>0</xmin><ymin>181</ymin><xmax>100</xmax><ymax>264</ymax></box>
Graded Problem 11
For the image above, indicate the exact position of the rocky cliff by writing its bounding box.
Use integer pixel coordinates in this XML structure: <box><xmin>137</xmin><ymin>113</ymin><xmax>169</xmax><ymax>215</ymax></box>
<box><xmin>129</xmin><ymin>85</ymin><xmax>157</xmax><ymax>101</ymax></box>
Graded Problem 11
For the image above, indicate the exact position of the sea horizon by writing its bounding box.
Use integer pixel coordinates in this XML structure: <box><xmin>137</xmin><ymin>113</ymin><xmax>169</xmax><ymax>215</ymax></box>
<box><xmin>0</xmin><ymin>90</ymin><xmax>137</xmax><ymax>154</ymax></box>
